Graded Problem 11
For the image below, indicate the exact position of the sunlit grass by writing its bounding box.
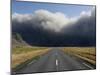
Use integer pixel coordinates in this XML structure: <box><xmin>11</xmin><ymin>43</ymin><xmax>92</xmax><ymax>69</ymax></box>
<box><xmin>62</xmin><ymin>47</ymin><xmax>96</xmax><ymax>65</ymax></box>
<box><xmin>12</xmin><ymin>46</ymin><xmax>48</xmax><ymax>54</ymax></box>
<box><xmin>12</xmin><ymin>46</ymin><xmax>50</xmax><ymax>69</ymax></box>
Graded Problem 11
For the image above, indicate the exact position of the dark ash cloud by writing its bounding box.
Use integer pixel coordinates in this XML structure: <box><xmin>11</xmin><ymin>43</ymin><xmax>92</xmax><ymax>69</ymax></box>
<box><xmin>12</xmin><ymin>8</ymin><xmax>96</xmax><ymax>46</ymax></box>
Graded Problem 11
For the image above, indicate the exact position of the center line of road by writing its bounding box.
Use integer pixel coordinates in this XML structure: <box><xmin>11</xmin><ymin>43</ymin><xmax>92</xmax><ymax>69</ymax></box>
<box><xmin>56</xmin><ymin>59</ymin><xmax>58</xmax><ymax>66</ymax></box>
<box><xmin>82</xmin><ymin>63</ymin><xmax>94</xmax><ymax>69</ymax></box>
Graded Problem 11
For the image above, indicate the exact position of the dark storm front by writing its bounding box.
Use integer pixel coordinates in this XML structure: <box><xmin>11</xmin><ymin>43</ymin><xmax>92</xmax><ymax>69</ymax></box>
<box><xmin>12</xmin><ymin>9</ymin><xmax>96</xmax><ymax>46</ymax></box>
<box><xmin>12</xmin><ymin>1</ymin><xmax>96</xmax><ymax>47</ymax></box>
<box><xmin>12</xmin><ymin>0</ymin><xmax>96</xmax><ymax>74</ymax></box>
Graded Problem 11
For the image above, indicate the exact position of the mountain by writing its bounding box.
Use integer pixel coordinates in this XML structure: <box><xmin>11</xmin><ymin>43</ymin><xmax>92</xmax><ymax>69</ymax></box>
<box><xmin>12</xmin><ymin>33</ymin><xmax>28</xmax><ymax>47</ymax></box>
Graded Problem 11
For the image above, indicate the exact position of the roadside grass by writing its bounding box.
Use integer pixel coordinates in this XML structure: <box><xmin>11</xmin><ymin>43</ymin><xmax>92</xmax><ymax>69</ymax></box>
<box><xmin>12</xmin><ymin>46</ymin><xmax>50</xmax><ymax>70</ymax></box>
<box><xmin>12</xmin><ymin>46</ymin><xmax>48</xmax><ymax>54</ymax></box>
<box><xmin>12</xmin><ymin>55</ymin><xmax>40</xmax><ymax>71</ymax></box>
<box><xmin>62</xmin><ymin>47</ymin><xmax>96</xmax><ymax>65</ymax></box>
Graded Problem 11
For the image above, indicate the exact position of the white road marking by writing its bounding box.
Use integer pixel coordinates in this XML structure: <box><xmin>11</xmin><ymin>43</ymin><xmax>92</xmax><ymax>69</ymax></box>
<box><xmin>83</xmin><ymin>63</ymin><xmax>94</xmax><ymax>69</ymax></box>
<box><xmin>28</xmin><ymin>60</ymin><xmax>36</xmax><ymax>65</ymax></box>
<box><xmin>56</xmin><ymin>59</ymin><xmax>58</xmax><ymax>66</ymax></box>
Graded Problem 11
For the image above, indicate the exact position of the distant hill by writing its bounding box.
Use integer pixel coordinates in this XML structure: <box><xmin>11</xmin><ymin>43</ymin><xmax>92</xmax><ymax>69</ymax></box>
<box><xmin>12</xmin><ymin>33</ymin><xmax>28</xmax><ymax>47</ymax></box>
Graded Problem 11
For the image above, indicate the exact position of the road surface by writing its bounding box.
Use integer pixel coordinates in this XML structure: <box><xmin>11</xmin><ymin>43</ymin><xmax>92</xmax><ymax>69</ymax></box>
<box><xmin>14</xmin><ymin>47</ymin><xmax>95</xmax><ymax>74</ymax></box>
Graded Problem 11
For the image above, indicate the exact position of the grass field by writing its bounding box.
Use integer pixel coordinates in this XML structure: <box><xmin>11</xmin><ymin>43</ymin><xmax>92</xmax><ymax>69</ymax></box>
<box><xmin>12</xmin><ymin>46</ymin><xmax>50</xmax><ymax>69</ymax></box>
<box><xmin>62</xmin><ymin>47</ymin><xmax>96</xmax><ymax>65</ymax></box>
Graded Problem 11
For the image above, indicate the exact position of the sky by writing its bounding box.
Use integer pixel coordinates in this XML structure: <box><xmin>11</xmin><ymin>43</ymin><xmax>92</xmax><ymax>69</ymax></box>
<box><xmin>12</xmin><ymin>0</ymin><xmax>96</xmax><ymax>46</ymax></box>
<box><xmin>12</xmin><ymin>0</ymin><xmax>93</xmax><ymax>17</ymax></box>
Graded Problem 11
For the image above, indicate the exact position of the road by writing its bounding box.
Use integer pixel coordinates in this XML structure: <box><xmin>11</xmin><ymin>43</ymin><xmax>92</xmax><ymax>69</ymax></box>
<box><xmin>14</xmin><ymin>47</ymin><xmax>95</xmax><ymax>74</ymax></box>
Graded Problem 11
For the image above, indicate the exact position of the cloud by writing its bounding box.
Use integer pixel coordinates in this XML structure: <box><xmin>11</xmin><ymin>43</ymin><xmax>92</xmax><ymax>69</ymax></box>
<box><xmin>12</xmin><ymin>9</ymin><xmax>77</xmax><ymax>32</ymax></box>
<box><xmin>12</xmin><ymin>7</ymin><xmax>96</xmax><ymax>46</ymax></box>
<box><xmin>62</xmin><ymin>7</ymin><xmax>96</xmax><ymax>33</ymax></box>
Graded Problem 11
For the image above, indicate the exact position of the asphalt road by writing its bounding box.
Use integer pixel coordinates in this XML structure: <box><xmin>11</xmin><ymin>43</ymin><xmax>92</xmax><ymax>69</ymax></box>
<box><xmin>14</xmin><ymin>47</ymin><xmax>95</xmax><ymax>74</ymax></box>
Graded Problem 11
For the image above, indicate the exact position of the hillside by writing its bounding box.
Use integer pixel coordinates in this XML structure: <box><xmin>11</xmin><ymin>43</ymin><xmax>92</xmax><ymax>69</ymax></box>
<box><xmin>12</xmin><ymin>33</ymin><xmax>28</xmax><ymax>47</ymax></box>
